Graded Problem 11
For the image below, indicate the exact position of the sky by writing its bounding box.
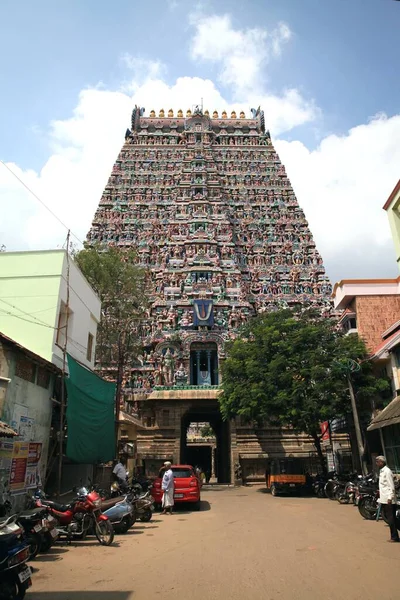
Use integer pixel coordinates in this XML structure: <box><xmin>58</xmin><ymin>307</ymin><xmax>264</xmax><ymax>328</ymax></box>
<box><xmin>1</xmin><ymin>0</ymin><xmax>400</xmax><ymax>284</ymax></box>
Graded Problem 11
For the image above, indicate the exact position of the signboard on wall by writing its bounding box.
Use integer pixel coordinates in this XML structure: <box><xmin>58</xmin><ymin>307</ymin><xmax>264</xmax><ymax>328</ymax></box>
<box><xmin>25</xmin><ymin>442</ymin><xmax>43</xmax><ymax>489</ymax></box>
<box><xmin>0</xmin><ymin>441</ymin><xmax>43</xmax><ymax>494</ymax></box>
<box><xmin>9</xmin><ymin>442</ymin><xmax>29</xmax><ymax>493</ymax></box>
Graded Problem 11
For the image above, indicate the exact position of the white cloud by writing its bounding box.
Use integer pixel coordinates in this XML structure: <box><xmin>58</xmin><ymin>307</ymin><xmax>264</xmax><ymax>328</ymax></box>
<box><xmin>275</xmin><ymin>113</ymin><xmax>400</xmax><ymax>282</ymax></box>
<box><xmin>0</xmin><ymin>8</ymin><xmax>398</xmax><ymax>284</ymax></box>
<box><xmin>189</xmin><ymin>13</ymin><xmax>291</xmax><ymax>93</ymax></box>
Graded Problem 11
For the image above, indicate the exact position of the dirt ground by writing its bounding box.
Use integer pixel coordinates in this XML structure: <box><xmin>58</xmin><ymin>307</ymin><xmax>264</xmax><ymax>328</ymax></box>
<box><xmin>27</xmin><ymin>485</ymin><xmax>400</xmax><ymax>600</ymax></box>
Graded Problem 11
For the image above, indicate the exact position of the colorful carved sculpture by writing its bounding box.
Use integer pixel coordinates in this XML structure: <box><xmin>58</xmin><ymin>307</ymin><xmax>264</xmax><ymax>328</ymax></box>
<box><xmin>87</xmin><ymin>107</ymin><xmax>332</xmax><ymax>400</ymax></box>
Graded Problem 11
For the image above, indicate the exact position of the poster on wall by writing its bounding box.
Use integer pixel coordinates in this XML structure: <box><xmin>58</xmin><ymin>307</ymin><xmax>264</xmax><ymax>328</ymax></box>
<box><xmin>9</xmin><ymin>442</ymin><xmax>29</xmax><ymax>493</ymax></box>
<box><xmin>25</xmin><ymin>442</ymin><xmax>43</xmax><ymax>489</ymax></box>
<box><xmin>0</xmin><ymin>441</ymin><xmax>14</xmax><ymax>477</ymax></box>
<box><xmin>19</xmin><ymin>416</ymin><xmax>34</xmax><ymax>442</ymax></box>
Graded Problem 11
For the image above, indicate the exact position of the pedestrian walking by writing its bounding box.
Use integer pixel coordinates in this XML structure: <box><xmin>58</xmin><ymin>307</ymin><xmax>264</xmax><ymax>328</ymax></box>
<box><xmin>376</xmin><ymin>455</ymin><xmax>399</xmax><ymax>543</ymax></box>
<box><xmin>161</xmin><ymin>461</ymin><xmax>174</xmax><ymax>515</ymax></box>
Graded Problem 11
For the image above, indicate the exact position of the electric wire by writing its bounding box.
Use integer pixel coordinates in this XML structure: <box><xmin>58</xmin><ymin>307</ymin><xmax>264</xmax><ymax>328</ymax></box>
<box><xmin>0</xmin><ymin>159</ymin><xmax>84</xmax><ymax>246</ymax></box>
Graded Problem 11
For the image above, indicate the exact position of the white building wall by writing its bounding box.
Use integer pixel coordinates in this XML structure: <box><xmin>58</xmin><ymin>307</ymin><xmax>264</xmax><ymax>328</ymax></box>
<box><xmin>52</xmin><ymin>253</ymin><xmax>101</xmax><ymax>372</ymax></box>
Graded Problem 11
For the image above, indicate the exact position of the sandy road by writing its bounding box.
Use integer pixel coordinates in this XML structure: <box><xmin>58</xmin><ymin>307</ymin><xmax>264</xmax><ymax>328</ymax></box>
<box><xmin>27</xmin><ymin>486</ymin><xmax>399</xmax><ymax>600</ymax></box>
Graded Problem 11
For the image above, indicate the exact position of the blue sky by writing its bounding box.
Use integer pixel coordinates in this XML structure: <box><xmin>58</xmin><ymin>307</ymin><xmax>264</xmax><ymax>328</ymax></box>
<box><xmin>1</xmin><ymin>0</ymin><xmax>400</xmax><ymax>282</ymax></box>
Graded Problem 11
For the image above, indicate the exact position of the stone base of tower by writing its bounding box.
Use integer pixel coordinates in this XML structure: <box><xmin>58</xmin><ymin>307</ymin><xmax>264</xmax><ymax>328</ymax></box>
<box><xmin>137</xmin><ymin>389</ymin><xmax>351</xmax><ymax>484</ymax></box>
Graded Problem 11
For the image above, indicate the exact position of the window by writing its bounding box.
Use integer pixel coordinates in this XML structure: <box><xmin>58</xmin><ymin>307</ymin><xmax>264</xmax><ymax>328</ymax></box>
<box><xmin>86</xmin><ymin>333</ymin><xmax>94</xmax><ymax>362</ymax></box>
<box><xmin>383</xmin><ymin>424</ymin><xmax>400</xmax><ymax>474</ymax></box>
<box><xmin>15</xmin><ymin>355</ymin><xmax>36</xmax><ymax>383</ymax></box>
<box><xmin>161</xmin><ymin>410</ymin><xmax>170</xmax><ymax>426</ymax></box>
<box><xmin>172</xmin><ymin>468</ymin><xmax>193</xmax><ymax>478</ymax></box>
<box><xmin>36</xmin><ymin>366</ymin><xmax>50</xmax><ymax>389</ymax></box>
<box><xmin>393</xmin><ymin>346</ymin><xmax>400</xmax><ymax>368</ymax></box>
<box><xmin>56</xmin><ymin>302</ymin><xmax>72</xmax><ymax>348</ymax></box>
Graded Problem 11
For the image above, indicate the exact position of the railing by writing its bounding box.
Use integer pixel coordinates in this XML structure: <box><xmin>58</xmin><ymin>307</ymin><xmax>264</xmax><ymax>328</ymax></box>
<box><xmin>153</xmin><ymin>384</ymin><xmax>221</xmax><ymax>391</ymax></box>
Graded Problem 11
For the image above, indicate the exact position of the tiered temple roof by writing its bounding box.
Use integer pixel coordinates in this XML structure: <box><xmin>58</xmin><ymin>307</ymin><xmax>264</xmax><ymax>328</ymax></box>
<box><xmin>88</xmin><ymin>105</ymin><xmax>332</xmax><ymax>405</ymax></box>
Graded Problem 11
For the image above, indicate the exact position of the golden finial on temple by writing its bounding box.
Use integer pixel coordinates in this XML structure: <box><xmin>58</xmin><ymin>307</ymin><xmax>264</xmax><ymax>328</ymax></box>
<box><xmin>177</xmin><ymin>109</ymin><xmax>183</xmax><ymax>117</ymax></box>
<box><xmin>221</xmin><ymin>110</ymin><xmax>227</xmax><ymax>119</ymax></box>
<box><xmin>213</xmin><ymin>110</ymin><xmax>218</xmax><ymax>118</ymax></box>
<box><xmin>159</xmin><ymin>109</ymin><xmax>165</xmax><ymax>118</ymax></box>
<box><xmin>204</xmin><ymin>109</ymin><xmax>209</xmax><ymax>117</ymax></box>
<box><xmin>186</xmin><ymin>109</ymin><xmax>192</xmax><ymax>117</ymax></box>
<box><xmin>231</xmin><ymin>111</ymin><xmax>237</xmax><ymax>119</ymax></box>
<box><xmin>150</xmin><ymin>109</ymin><xmax>156</xmax><ymax>117</ymax></box>
<box><xmin>168</xmin><ymin>108</ymin><xmax>174</xmax><ymax>117</ymax></box>
<box><xmin>240</xmin><ymin>110</ymin><xmax>246</xmax><ymax>119</ymax></box>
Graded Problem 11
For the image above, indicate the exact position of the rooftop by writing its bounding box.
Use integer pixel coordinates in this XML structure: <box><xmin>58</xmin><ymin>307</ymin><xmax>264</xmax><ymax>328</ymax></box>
<box><xmin>332</xmin><ymin>277</ymin><xmax>400</xmax><ymax>310</ymax></box>
<box><xmin>383</xmin><ymin>179</ymin><xmax>400</xmax><ymax>211</ymax></box>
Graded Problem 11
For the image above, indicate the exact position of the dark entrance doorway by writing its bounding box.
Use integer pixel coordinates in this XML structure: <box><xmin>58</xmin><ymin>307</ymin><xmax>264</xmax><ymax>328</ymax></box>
<box><xmin>180</xmin><ymin>403</ymin><xmax>231</xmax><ymax>483</ymax></box>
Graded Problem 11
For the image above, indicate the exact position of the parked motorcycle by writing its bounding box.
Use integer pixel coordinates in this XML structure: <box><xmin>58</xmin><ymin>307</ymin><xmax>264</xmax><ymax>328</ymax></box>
<box><xmin>33</xmin><ymin>486</ymin><xmax>114</xmax><ymax>546</ymax></box>
<box><xmin>130</xmin><ymin>490</ymin><xmax>154</xmax><ymax>523</ymax></box>
<box><xmin>324</xmin><ymin>472</ymin><xmax>358</xmax><ymax>501</ymax></box>
<box><xmin>0</xmin><ymin>515</ymin><xmax>32</xmax><ymax>600</ymax></box>
<box><xmin>109</xmin><ymin>481</ymin><xmax>154</xmax><ymax>522</ymax></box>
<box><xmin>1</xmin><ymin>499</ymin><xmax>58</xmax><ymax>558</ymax></box>
<box><xmin>101</xmin><ymin>496</ymin><xmax>136</xmax><ymax>533</ymax></box>
<box><xmin>312</xmin><ymin>474</ymin><xmax>327</xmax><ymax>498</ymax></box>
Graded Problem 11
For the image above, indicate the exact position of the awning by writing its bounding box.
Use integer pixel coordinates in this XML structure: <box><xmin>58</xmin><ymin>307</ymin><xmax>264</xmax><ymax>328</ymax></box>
<box><xmin>367</xmin><ymin>396</ymin><xmax>400</xmax><ymax>431</ymax></box>
<box><xmin>0</xmin><ymin>420</ymin><xmax>18</xmax><ymax>438</ymax></box>
<box><xmin>65</xmin><ymin>354</ymin><xmax>116</xmax><ymax>463</ymax></box>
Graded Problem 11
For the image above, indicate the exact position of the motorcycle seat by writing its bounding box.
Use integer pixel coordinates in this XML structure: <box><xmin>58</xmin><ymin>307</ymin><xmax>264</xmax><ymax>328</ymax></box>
<box><xmin>19</xmin><ymin>507</ymin><xmax>47</xmax><ymax>519</ymax></box>
<box><xmin>43</xmin><ymin>500</ymin><xmax>71</xmax><ymax>512</ymax></box>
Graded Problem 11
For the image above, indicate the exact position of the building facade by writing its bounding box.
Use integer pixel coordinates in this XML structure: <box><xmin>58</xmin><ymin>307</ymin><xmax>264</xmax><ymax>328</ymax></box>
<box><xmin>333</xmin><ymin>278</ymin><xmax>400</xmax><ymax>472</ymax></box>
<box><xmin>383</xmin><ymin>180</ymin><xmax>400</xmax><ymax>272</ymax></box>
<box><xmin>0</xmin><ymin>333</ymin><xmax>59</xmax><ymax>509</ymax></box>
<box><xmin>0</xmin><ymin>250</ymin><xmax>101</xmax><ymax>372</ymax></box>
<box><xmin>88</xmin><ymin>106</ymin><xmax>332</xmax><ymax>482</ymax></box>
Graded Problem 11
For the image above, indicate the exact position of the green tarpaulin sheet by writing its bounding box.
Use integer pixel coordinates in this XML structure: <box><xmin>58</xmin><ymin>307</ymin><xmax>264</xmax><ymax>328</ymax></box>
<box><xmin>65</xmin><ymin>354</ymin><xmax>116</xmax><ymax>463</ymax></box>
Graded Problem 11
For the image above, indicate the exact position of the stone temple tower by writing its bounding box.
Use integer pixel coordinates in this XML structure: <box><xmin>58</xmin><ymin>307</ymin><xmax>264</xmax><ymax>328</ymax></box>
<box><xmin>87</xmin><ymin>106</ymin><xmax>332</xmax><ymax>483</ymax></box>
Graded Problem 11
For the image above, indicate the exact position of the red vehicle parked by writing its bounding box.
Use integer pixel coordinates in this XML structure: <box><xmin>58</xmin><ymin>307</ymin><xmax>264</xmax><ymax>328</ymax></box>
<box><xmin>152</xmin><ymin>465</ymin><xmax>201</xmax><ymax>510</ymax></box>
<box><xmin>34</xmin><ymin>486</ymin><xmax>114</xmax><ymax>546</ymax></box>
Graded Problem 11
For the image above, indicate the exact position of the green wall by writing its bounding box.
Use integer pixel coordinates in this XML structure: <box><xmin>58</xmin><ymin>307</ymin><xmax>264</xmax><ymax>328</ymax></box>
<box><xmin>0</xmin><ymin>251</ymin><xmax>64</xmax><ymax>362</ymax></box>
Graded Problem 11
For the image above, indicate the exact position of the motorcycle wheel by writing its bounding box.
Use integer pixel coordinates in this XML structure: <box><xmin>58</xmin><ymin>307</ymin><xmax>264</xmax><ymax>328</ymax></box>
<box><xmin>40</xmin><ymin>533</ymin><xmax>53</xmax><ymax>553</ymax></box>
<box><xmin>95</xmin><ymin>520</ymin><xmax>114</xmax><ymax>546</ymax></box>
<box><xmin>338</xmin><ymin>494</ymin><xmax>349</xmax><ymax>504</ymax></box>
<box><xmin>324</xmin><ymin>481</ymin><xmax>337</xmax><ymax>500</ymax></box>
<box><xmin>28</xmin><ymin>535</ymin><xmax>41</xmax><ymax>560</ymax></box>
<box><xmin>139</xmin><ymin>509</ymin><xmax>153</xmax><ymax>522</ymax></box>
<box><xmin>271</xmin><ymin>485</ymin><xmax>278</xmax><ymax>497</ymax></box>
<box><xmin>116</xmin><ymin>516</ymin><xmax>131</xmax><ymax>534</ymax></box>
<box><xmin>317</xmin><ymin>487</ymin><xmax>325</xmax><ymax>499</ymax></box>
<box><xmin>129</xmin><ymin>512</ymin><xmax>137</xmax><ymax>527</ymax></box>
<box><xmin>0</xmin><ymin>574</ymin><xmax>27</xmax><ymax>600</ymax></box>
<box><xmin>358</xmin><ymin>496</ymin><xmax>377</xmax><ymax>520</ymax></box>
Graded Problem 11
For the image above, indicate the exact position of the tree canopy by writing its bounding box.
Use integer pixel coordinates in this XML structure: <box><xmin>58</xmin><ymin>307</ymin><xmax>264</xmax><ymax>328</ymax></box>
<box><xmin>220</xmin><ymin>308</ymin><xmax>389</xmax><ymax>470</ymax></box>
<box><xmin>74</xmin><ymin>245</ymin><xmax>147</xmax><ymax>372</ymax></box>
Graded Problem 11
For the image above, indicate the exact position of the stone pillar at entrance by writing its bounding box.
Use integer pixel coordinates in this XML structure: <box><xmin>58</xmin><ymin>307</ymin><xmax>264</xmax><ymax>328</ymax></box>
<box><xmin>211</xmin><ymin>443</ymin><xmax>216</xmax><ymax>481</ymax></box>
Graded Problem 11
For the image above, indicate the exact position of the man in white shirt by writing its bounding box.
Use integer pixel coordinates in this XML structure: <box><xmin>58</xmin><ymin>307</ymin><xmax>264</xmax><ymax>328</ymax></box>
<box><xmin>161</xmin><ymin>461</ymin><xmax>174</xmax><ymax>515</ymax></box>
<box><xmin>113</xmin><ymin>456</ymin><xmax>128</xmax><ymax>491</ymax></box>
<box><xmin>376</xmin><ymin>455</ymin><xmax>399</xmax><ymax>542</ymax></box>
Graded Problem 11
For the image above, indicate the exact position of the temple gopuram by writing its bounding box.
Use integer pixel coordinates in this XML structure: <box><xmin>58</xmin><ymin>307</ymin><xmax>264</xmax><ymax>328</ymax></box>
<box><xmin>87</xmin><ymin>106</ymin><xmax>333</xmax><ymax>483</ymax></box>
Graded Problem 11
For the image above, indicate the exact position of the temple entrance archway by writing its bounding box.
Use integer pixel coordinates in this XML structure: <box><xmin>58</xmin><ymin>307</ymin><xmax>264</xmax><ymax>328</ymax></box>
<box><xmin>180</xmin><ymin>403</ymin><xmax>231</xmax><ymax>483</ymax></box>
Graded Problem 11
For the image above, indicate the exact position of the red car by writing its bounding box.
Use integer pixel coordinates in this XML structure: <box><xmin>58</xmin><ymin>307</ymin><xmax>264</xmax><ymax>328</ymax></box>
<box><xmin>151</xmin><ymin>465</ymin><xmax>201</xmax><ymax>510</ymax></box>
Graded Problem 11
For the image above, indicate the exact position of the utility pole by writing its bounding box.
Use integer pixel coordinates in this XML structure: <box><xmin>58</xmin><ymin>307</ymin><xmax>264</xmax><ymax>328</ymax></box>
<box><xmin>114</xmin><ymin>330</ymin><xmax>125</xmax><ymax>458</ymax></box>
<box><xmin>347</xmin><ymin>374</ymin><xmax>368</xmax><ymax>475</ymax></box>
<box><xmin>57</xmin><ymin>231</ymin><xmax>70</xmax><ymax>498</ymax></box>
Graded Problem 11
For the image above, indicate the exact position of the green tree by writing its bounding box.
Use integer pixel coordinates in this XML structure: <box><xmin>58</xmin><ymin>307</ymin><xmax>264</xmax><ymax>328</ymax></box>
<box><xmin>220</xmin><ymin>308</ymin><xmax>389</xmax><ymax>473</ymax></box>
<box><xmin>200</xmin><ymin>424</ymin><xmax>215</xmax><ymax>439</ymax></box>
<box><xmin>74</xmin><ymin>245</ymin><xmax>147</xmax><ymax>401</ymax></box>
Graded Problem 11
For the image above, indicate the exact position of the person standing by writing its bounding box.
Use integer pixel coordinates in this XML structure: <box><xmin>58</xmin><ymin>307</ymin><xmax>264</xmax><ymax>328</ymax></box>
<box><xmin>376</xmin><ymin>455</ymin><xmax>399</xmax><ymax>543</ymax></box>
<box><xmin>161</xmin><ymin>461</ymin><xmax>174</xmax><ymax>515</ymax></box>
<box><xmin>113</xmin><ymin>456</ymin><xmax>128</xmax><ymax>491</ymax></box>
